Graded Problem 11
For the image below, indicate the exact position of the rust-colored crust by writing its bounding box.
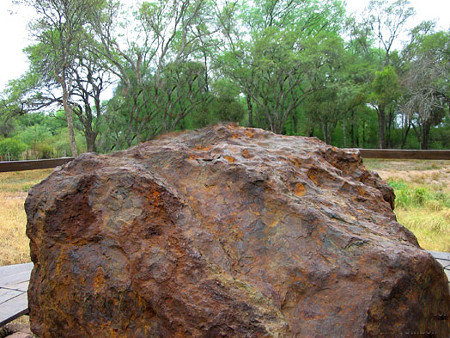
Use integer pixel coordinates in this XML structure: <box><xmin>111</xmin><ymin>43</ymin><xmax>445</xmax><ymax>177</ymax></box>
<box><xmin>26</xmin><ymin>124</ymin><xmax>449</xmax><ymax>337</ymax></box>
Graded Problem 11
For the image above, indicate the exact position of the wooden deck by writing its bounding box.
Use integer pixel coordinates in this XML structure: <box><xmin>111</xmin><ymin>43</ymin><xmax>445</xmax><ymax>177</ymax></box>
<box><xmin>0</xmin><ymin>262</ymin><xmax>33</xmax><ymax>327</ymax></box>
<box><xmin>1</xmin><ymin>252</ymin><xmax>449</xmax><ymax>327</ymax></box>
<box><xmin>428</xmin><ymin>251</ymin><xmax>450</xmax><ymax>287</ymax></box>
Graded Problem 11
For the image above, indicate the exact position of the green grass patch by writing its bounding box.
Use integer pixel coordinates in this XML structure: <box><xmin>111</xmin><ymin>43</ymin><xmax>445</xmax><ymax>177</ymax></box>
<box><xmin>388</xmin><ymin>179</ymin><xmax>449</xmax><ymax>209</ymax></box>
<box><xmin>387</xmin><ymin>179</ymin><xmax>450</xmax><ymax>252</ymax></box>
<box><xmin>388</xmin><ymin>180</ymin><xmax>450</xmax><ymax>211</ymax></box>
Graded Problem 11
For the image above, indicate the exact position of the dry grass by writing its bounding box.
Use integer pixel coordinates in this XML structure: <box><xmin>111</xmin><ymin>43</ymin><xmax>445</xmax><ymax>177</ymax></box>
<box><xmin>365</xmin><ymin>159</ymin><xmax>450</xmax><ymax>252</ymax></box>
<box><xmin>363</xmin><ymin>159</ymin><xmax>448</xmax><ymax>172</ymax></box>
<box><xmin>0</xmin><ymin>191</ymin><xmax>30</xmax><ymax>265</ymax></box>
<box><xmin>0</xmin><ymin>169</ymin><xmax>53</xmax><ymax>193</ymax></box>
<box><xmin>0</xmin><ymin>169</ymin><xmax>52</xmax><ymax>266</ymax></box>
<box><xmin>395</xmin><ymin>208</ymin><xmax>450</xmax><ymax>252</ymax></box>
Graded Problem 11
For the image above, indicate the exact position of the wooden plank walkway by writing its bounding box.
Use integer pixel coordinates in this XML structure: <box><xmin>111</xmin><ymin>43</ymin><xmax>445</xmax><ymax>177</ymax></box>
<box><xmin>1</xmin><ymin>252</ymin><xmax>449</xmax><ymax>327</ymax></box>
<box><xmin>428</xmin><ymin>251</ymin><xmax>450</xmax><ymax>286</ymax></box>
<box><xmin>0</xmin><ymin>263</ymin><xmax>33</xmax><ymax>327</ymax></box>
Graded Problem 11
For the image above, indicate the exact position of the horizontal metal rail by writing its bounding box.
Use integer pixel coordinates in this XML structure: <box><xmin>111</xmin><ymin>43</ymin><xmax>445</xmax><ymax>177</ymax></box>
<box><xmin>0</xmin><ymin>158</ymin><xmax>74</xmax><ymax>173</ymax></box>
<box><xmin>356</xmin><ymin>149</ymin><xmax>450</xmax><ymax>160</ymax></box>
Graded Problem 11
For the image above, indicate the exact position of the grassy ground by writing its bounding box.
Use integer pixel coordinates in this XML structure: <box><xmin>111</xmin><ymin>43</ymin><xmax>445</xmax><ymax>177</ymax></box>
<box><xmin>0</xmin><ymin>169</ymin><xmax>52</xmax><ymax>266</ymax></box>
<box><xmin>0</xmin><ymin>161</ymin><xmax>448</xmax><ymax>266</ymax></box>
<box><xmin>364</xmin><ymin>159</ymin><xmax>450</xmax><ymax>252</ymax></box>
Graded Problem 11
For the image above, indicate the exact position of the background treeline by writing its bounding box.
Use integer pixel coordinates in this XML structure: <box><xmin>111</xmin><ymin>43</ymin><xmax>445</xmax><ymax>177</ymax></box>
<box><xmin>0</xmin><ymin>0</ymin><xmax>448</xmax><ymax>160</ymax></box>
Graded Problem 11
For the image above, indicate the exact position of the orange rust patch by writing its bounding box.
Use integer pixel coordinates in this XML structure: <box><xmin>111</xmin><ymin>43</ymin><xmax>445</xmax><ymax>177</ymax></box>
<box><xmin>93</xmin><ymin>268</ymin><xmax>105</xmax><ymax>294</ymax></box>
<box><xmin>294</xmin><ymin>183</ymin><xmax>306</xmax><ymax>197</ymax></box>
<box><xmin>356</xmin><ymin>186</ymin><xmax>368</xmax><ymax>197</ymax></box>
<box><xmin>290</xmin><ymin>158</ymin><xmax>301</xmax><ymax>168</ymax></box>
<box><xmin>307</xmin><ymin>172</ymin><xmax>319</xmax><ymax>185</ymax></box>
<box><xmin>268</xmin><ymin>220</ymin><xmax>279</xmax><ymax>228</ymax></box>
<box><xmin>245</xmin><ymin>130</ymin><xmax>254</xmax><ymax>138</ymax></box>
<box><xmin>224</xmin><ymin>156</ymin><xmax>236</xmax><ymax>163</ymax></box>
<box><xmin>152</xmin><ymin>190</ymin><xmax>161</xmax><ymax>206</ymax></box>
<box><xmin>194</xmin><ymin>145</ymin><xmax>212</xmax><ymax>152</ymax></box>
<box><xmin>226</xmin><ymin>124</ymin><xmax>240</xmax><ymax>138</ymax></box>
<box><xmin>241</xmin><ymin>149</ymin><xmax>253</xmax><ymax>159</ymax></box>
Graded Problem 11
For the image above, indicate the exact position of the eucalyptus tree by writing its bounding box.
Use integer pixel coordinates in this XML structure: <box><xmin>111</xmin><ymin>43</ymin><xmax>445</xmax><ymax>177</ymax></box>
<box><xmin>350</xmin><ymin>0</ymin><xmax>415</xmax><ymax>148</ymax></box>
<box><xmin>401</xmin><ymin>29</ymin><xmax>449</xmax><ymax>149</ymax></box>
<box><xmin>218</xmin><ymin>0</ymin><xmax>346</xmax><ymax>134</ymax></box>
<box><xmin>89</xmin><ymin>0</ymin><xmax>215</xmax><ymax>145</ymax></box>
<box><xmin>4</xmin><ymin>28</ymin><xmax>111</xmax><ymax>153</ymax></box>
<box><xmin>16</xmin><ymin>0</ymin><xmax>106</xmax><ymax>156</ymax></box>
<box><xmin>69</xmin><ymin>52</ymin><xmax>112</xmax><ymax>152</ymax></box>
<box><xmin>363</xmin><ymin>0</ymin><xmax>415</xmax><ymax>66</ymax></box>
<box><xmin>368</xmin><ymin>65</ymin><xmax>401</xmax><ymax>149</ymax></box>
<box><xmin>302</xmin><ymin>32</ymin><xmax>359</xmax><ymax>145</ymax></box>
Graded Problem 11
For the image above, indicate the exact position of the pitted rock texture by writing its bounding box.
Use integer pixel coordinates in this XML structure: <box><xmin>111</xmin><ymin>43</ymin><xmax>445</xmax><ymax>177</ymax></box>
<box><xmin>26</xmin><ymin>124</ymin><xmax>449</xmax><ymax>337</ymax></box>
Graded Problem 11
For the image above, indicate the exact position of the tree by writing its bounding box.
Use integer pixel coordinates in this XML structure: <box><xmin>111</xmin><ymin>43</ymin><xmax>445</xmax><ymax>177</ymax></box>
<box><xmin>69</xmin><ymin>52</ymin><xmax>111</xmax><ymax>152</ymax></box>
<box><xmin>5</xmin><ymin>39</ymin><xmax>110</xmax><ymax>153</ymax></box>
<box><xmin>364</xmin><ymin>0</ymin><xmax>415</xmax><ymax>66</ymax></box>
<box><xmin>401</xmin><ymin>30</ymin><xmax>449</xmax><ymax>149</ymax></box>
<box><xmin>369</xmin><ymin>65</ymin><xmax>401</xmax><ymax>148</ymax></box>
<box><xmin>0</xmin><ymin>138</ymin><xmax>27</xmax><ymax>161</ymax></box>
<box><xmin>351</xmin><ymin>0</ymin><xmax>415</xmax><ymax>148</ymax></box>
<box><xmin>88</xmin><ymin>0</ymin><xmax>215</xmax><ymax>145</ymax></box>
<box><xmin>218</xmin><ymin>0</ymin><xmax>346</xmax><ymax>133</ymax></box>
<box><xmin>302</xmin><ymin>32</ymin><xmax>351</xmax><ymax>144</ymax></box>
<box><xmin>17</xmin><ymin>0</ymin><xmax>106</xmax><ymax>156</ymax></box>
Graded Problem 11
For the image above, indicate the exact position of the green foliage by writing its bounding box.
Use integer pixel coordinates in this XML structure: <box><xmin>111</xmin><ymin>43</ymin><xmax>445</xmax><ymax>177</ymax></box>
<box><xmin>369</xmin><ymin>66</ymin><xmax>400</xmax><ymax>105</ymax></box>
<box><xmin>2</xmin><ymin>0</ymin><xmax>448</xmax><ymax>154</ymax></box>
<box><xmin>0</xmin><ymin>138</ymin><xmax>27</xmax><ymax>160</ymax></box>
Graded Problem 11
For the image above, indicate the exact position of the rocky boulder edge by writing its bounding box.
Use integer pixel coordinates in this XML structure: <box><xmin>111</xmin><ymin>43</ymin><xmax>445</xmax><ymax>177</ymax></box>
<box><xmin>26</xmin><ymin>124</ymin><xmax>449</xmax><ymax>337</ymax></box>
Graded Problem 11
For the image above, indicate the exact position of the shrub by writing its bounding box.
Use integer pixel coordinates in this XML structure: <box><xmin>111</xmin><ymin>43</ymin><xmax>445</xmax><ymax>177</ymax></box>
<box><xmin>0</xmin><ymin>138</ymin><xmax>27</xmax><ymax>160</ymax></box>
<box><xmin>35</xmin><ymin>142</ymin><xmax>55</xmax><ymax>159</ymax></box>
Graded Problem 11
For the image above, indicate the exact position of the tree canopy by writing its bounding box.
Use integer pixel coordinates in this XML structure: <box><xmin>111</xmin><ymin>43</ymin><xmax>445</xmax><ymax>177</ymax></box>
<box><xmin>1</xmin><ymin>0</ymin><xmax>448</xmax><ymax>159</ymax></box>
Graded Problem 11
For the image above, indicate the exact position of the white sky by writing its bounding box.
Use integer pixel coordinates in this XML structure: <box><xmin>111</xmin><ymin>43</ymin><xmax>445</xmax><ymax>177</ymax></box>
<box><xmin>0</xmin><ymin>0</ymin><xmax>449</xmax><ymax>94</ymax></box>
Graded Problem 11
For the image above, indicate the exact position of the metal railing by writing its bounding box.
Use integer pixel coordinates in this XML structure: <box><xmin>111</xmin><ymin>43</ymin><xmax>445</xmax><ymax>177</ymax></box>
<box><xmin>0</xmin><ymin>158</ymin><xmax>74</xmax><ymax>173</ymax></box>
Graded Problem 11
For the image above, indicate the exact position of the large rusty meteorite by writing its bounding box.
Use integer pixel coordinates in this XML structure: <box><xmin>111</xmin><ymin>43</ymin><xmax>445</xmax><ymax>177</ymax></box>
<box><xmin>26</xmin><ymin>124</ymin><xmax>449</xmax><ymax>337</ymax></box>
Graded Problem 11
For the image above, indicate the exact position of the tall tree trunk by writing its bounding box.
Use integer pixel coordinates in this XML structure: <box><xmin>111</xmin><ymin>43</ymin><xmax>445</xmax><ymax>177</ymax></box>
<box><xmin>342</xmin><ymin>115</ymin><xmax>347</xmax><ymax>148</ymax></box>
<box><xmin>421</xmin><ymin>120</ymin><xmax>431</xmax><ymax>150</ymax></box>
<box><xmin>246</xmin><ymin>94</ymin><xmax>253</xmax><ymax>128</ymax></box>
<box><xmin>292</xmin><ymin>112</ymin><xmax>298</xmax><ymax>135</ymax></box>
<box><xmin>400</xmin><ymin>118</ymin><xmax>412</xmax><ymax>149</ymax></box>
<box><xmin>60</xmin><ymin>79</ymin><xmax>78</xmax><ymax>157</ymax></box>
<box><xmin>377</xmin><ymin>106</ymin><xmax>386</xmax><ymax>149</ymax></box>
<box><xmin>386</xmin><ymin>110</ymin><xmax>395</xmax><ymax>148</ymax></box>
<box><xmin>203</xmin><ymin>50</ymin><xmax>209</xmax><ymax>93</ymax></box>
<box><xmin>328</xmin><ymin>122</ymin><xmax>335</xmax><ymax>145</ymax></box>
<box><xmin>350</xmin><ymin>109</ymin><xmax>355</xmax><ymax>147</ymax></box>
<box><xmin>321</xmin><ymin>121</ymin><xmax>327</xmax><ymax>144</ymax></box>
<box><xmin>85</xmin><ymin>129</ymin><xmax>97</xmax><ymax>153</ymax></box>
<box><xmin>362</xmin><ymin>122</ymin><xmax>366</xmax><ymax>148</ymax></box>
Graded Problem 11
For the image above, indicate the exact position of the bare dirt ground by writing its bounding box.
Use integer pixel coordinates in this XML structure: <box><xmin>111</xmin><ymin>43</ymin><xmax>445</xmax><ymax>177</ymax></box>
<box><xmin>364</xmin><ymin>159</ymin><xmax>450</xmax><ymax>192</ymax></box>
<box><xmin>0</xmin><ymin>317</ymin><xmax>32</xmax><ymax>338</ymax></box>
